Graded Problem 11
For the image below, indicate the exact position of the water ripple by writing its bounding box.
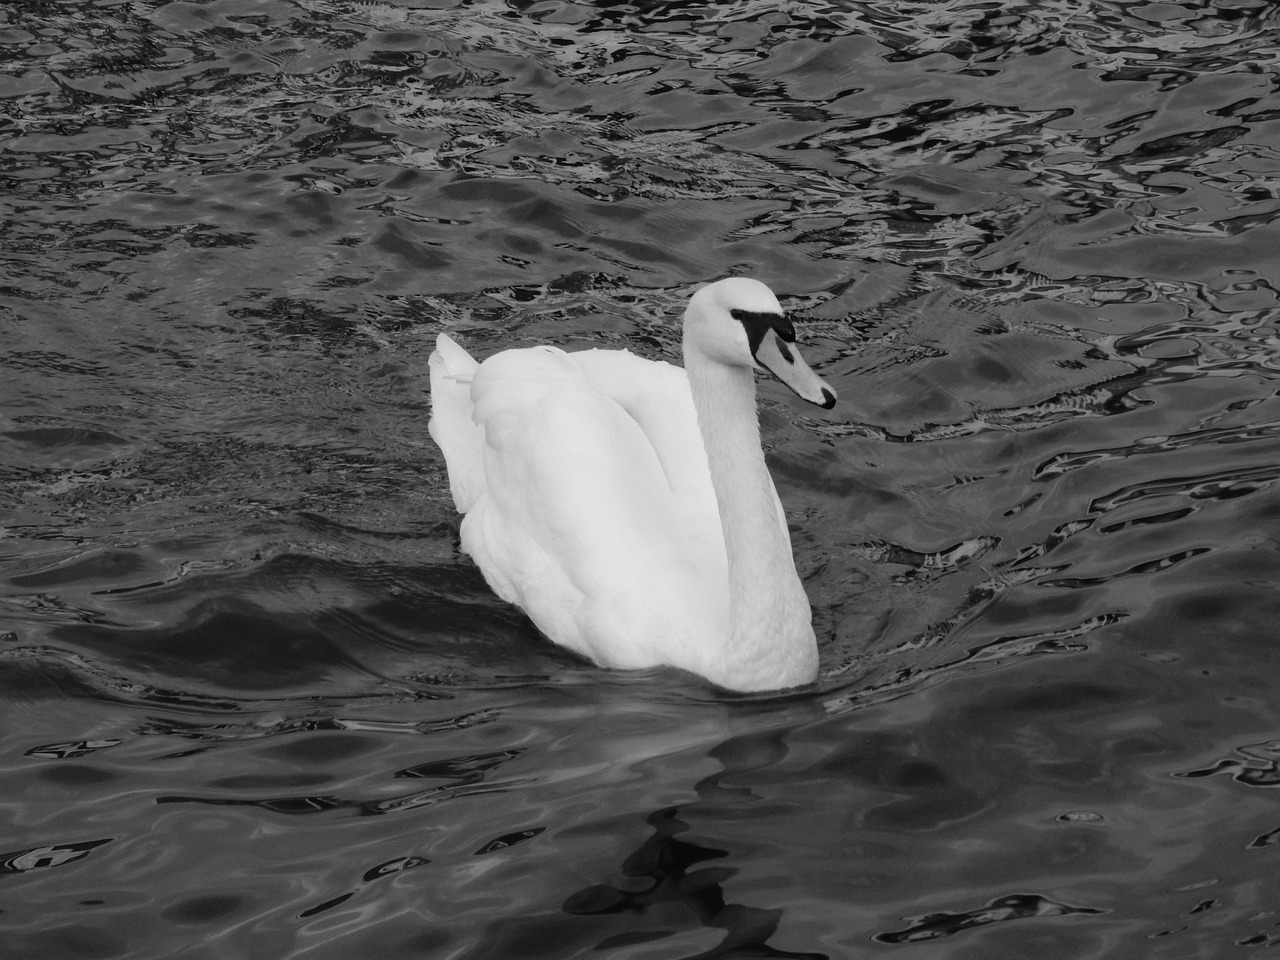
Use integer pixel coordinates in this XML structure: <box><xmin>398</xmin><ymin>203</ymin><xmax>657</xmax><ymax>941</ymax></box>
<box><xmin>4</xmin><ymin>0</ymin><xmax>1280</xmax><ymax>956</ymax></box>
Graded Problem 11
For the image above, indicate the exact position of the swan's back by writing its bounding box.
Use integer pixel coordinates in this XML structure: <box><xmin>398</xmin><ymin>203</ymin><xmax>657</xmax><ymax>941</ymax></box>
<box><xmin>428</xmin><ymin>334</ymin><xmax>730</xmax><ymax>674</ymax></box>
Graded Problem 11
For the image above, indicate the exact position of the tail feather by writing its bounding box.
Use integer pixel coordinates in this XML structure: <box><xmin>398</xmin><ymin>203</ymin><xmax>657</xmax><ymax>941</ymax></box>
<box><xmin>428</xmin><ymin>333</ymin><xmax>485</xmax><ymax>513</ymax></box>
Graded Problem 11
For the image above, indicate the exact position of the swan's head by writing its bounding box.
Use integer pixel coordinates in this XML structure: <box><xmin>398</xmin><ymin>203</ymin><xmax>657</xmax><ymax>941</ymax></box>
<box><xmin>683</xmin><ymin>277</ymin><xmax>837</xmax><ymax>409</ymax></box>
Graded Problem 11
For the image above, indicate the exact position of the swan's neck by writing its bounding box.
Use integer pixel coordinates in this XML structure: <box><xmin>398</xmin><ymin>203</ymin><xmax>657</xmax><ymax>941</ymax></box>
<box><xmin>683</xmin><ymin>348</ymin><xmax>818</xmax><ymax>690</ymax></box>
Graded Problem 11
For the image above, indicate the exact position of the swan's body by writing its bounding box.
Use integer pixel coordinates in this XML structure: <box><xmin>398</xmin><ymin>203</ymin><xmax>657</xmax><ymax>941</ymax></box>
<box><xmin>428</xmin><ymin>278</ymin><xmax>836</xmax><ymax>692</ymax></box>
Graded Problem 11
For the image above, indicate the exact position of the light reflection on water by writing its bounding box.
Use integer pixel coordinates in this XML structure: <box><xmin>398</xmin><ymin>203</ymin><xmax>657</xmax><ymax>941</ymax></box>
<box><xmin>2</xmin><ymin>0</ymin><xmax>1280</xmax><ymax>956</ymax></box>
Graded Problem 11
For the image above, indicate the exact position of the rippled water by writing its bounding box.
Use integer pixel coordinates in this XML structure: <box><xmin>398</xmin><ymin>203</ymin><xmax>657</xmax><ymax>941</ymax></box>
<box><xmin>3</xmin><ymin>1</ymin><xmax>1280</xmax><ymax>956</ymax></box>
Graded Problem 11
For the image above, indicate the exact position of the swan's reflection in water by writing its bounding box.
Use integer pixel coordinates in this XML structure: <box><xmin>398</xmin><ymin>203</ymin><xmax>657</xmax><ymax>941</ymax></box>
<box><xmin>564</xmin><ymin>804</ymin><xmax>826</xmax><ymax>960</ymax></box>
<box><xmin>560</xmin><ymin>722</ymin><xmax>828</xmax><ymax>959</ymax></box>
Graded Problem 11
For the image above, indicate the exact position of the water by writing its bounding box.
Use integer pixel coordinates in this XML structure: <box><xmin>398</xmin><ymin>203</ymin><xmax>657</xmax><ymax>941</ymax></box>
<box><xmin>3</xmin><ymin>0</ymin><xmax>1280</xmax><ymax>956</ymax></box>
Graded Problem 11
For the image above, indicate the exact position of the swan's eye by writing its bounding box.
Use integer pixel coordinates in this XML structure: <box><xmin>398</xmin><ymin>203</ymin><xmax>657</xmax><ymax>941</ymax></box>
<box><xmin>731</xmin><ymin>308</ymin><xmax>794</xmax><ymax>357</ymax></box>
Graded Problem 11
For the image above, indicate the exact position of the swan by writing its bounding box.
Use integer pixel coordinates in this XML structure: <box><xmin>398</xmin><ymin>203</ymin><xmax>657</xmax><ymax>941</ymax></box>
<box><xmin>427</xmin><ymin>278</ymin><xmax>837</xmax><ymax>692</ymax></box>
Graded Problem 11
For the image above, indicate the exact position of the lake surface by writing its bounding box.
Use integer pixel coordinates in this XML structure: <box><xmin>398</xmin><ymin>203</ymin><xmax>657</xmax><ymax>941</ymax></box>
<box><xmin>3</xmin><ymin>1</ymin><xmax>1280</xmax><ymax>957</ymax></box>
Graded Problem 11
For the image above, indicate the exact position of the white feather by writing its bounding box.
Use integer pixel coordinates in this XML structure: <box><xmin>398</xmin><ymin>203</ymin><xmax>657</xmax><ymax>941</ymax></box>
<box><xmin>428</xmin><ymin>278</ymin><xmax>836</xmax><ymax>691</ymax></box>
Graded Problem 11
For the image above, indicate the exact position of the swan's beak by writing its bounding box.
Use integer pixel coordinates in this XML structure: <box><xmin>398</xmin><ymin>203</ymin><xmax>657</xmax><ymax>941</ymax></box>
<box><xmin>755</xmin><ymin>329</ymin><xmax>837</xmax><ymax>409</ymax></box>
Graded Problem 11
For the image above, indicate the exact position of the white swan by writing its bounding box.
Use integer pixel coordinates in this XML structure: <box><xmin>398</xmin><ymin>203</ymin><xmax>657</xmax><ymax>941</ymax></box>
<box><xmin>427</xmin><ymin>278</ymin><xmax>836</xmax><ymax>692</ymax></box>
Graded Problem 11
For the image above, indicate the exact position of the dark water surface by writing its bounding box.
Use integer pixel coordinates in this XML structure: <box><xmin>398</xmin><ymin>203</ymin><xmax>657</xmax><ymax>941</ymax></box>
<box><xmin>4</xmin><ymin>1</ymin><xmax>1280</xmax><ymax>957</ymax></box>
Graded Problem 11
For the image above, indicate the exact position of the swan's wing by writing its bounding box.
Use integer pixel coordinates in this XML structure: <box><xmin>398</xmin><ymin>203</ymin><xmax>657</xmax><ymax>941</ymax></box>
<box><xmin>565</xmin><ymin>348</ymin><xmax>716</xmax><ymax>501</ymax></box>
<box><xmin>570</xmin><ymin>347</ymin><xmax>791</xmax><ymax>545</ymax></box>
<box><xmin>454</xmin><ymin>345</ymin><xmax>728</xmax><ymax>667</ymax></box>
